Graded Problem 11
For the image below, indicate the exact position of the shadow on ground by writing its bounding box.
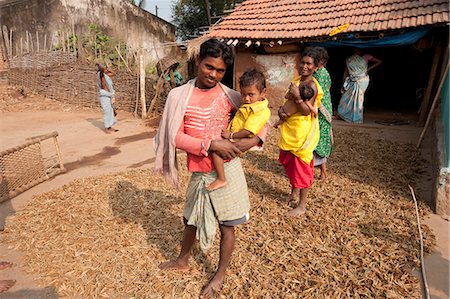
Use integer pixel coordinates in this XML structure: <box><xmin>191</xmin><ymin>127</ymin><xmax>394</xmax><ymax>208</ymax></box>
<box><xmin>107</xmin><ymin>180</ymin><xmax>216</xmax><ymax>274</ymax></box>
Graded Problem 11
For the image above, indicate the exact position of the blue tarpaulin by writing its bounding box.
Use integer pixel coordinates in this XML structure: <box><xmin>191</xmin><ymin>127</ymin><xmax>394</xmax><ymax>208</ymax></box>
<box><xmin>307</xmin><ymin>29</ymin><xmax>429</xmax><ymax>48</ymax></box>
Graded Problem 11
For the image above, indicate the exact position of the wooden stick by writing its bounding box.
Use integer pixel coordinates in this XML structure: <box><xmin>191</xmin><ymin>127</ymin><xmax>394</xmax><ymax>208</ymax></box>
<box><xmin>139</xmin><ymin>52</ymin><xmax>147</xmax><ymax>118</ymax></box>
<box><xmin>147</xmin><ymin>69</ymin><xmax>170</xmax><ymax>115</ymax></box>
<box><xmin>115</xmin><ymin>46</ymin><xmax>132</xmax><ymax>73</ymax></box>
<box><xmin>9</xmin><ymin>28</ymin><xmax>12</xmax><ymax>56</ymax></box>
<box><xmin>36</xmin><ymin>31</ymin><xmax>39</xmax><ymax>52</ymax></box>
<box><xmin>134</xmin><ymin>73</ymin><xmax>139</xmax><ymax>117</ymax></box>
<box><xmin>72</xmin><ymin>20</ymin><xmax>76</xmax><ymax>55</ymax></box>
<box><xmin>26</xmin><ymin>30</ymin><xmax>29</xmax><ymax>52</ymax></box>
<box><xmin>53</xmin><ymin>135</ymin><xmax>65</xmax><ymax>171</ymax></box>
<box><xmin>62</xmin><ymin>32</ymin><xmax>66</xmax><ymax>52</ymax></box>
<box><xmin>417</xmin><ymin>60</ymin><xmax>449</xmax><ymax>147</ymax></box>
<box><xmin>29</xmin><ymin>31</ymin><xmax>33</xmax><ymax>52</ymax></box>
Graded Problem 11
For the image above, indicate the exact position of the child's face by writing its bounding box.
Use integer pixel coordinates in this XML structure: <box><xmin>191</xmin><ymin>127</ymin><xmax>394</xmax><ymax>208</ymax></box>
<box><xmin>240</xmin><ymin>84</ymin><xmax>266</xmax><ymax>104</ymax></box>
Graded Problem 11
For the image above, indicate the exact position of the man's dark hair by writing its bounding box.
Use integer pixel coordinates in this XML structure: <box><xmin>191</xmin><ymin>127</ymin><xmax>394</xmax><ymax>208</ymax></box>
<box><xmin>239</xmin><ymin>68</ymin><xmax>266</xmax><ymax>92</ymax></box>
<box><xmin>199</xmin><ymin>39</ymin><xmax>234</xmax><ymax>67</ymax></box>
<box><xmin>299</xmin><ymin>83</ymin><xmax>315</xmax><ymax>101</ymax></box>
<box><xmin>301</xmin><ymin>47</ymin><xmax>321</xmax><ymax>67</ymax></box>
<box><xmin>316</xmin><ymin>47</ymin><xmax>329</xmax><ymax>65</ymax></box>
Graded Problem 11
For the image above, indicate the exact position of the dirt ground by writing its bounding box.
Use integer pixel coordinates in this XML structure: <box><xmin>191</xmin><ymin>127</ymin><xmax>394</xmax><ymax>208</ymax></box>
<box><xmin>0</xmin><ymin>83</ymin><xmax>448</xmax><ymax>298</ymax></box>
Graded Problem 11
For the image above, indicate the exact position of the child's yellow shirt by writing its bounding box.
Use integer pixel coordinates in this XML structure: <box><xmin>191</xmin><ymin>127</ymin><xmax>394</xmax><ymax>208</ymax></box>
<box><xmin>228</xmin><ymin>98</ymin><xmax>271</xmax><ymax>136</ymax></box>
<box><xmin>278</xmin><ymin>77</ymin><xmax>323</xmax><ymax>163</ymax></box>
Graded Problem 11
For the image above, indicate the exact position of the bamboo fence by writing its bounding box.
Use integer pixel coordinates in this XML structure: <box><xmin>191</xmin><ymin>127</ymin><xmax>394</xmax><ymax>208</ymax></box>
<box><xmin>8</xmin><ymin>52</ymin><xmax>159</xmax><ymax>114</ymax></box>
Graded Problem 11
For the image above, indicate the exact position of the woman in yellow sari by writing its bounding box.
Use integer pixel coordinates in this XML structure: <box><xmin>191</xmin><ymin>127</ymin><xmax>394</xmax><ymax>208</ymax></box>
<box><xmin>278</xmin><ymin>47</ymin><xmax>323</xmax><ymax>217</ymax></box>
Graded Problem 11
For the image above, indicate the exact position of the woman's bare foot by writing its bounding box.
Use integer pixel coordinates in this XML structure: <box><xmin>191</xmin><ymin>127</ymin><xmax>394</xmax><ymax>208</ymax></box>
<box><xmin>158</xmin><ymin>259</ymin><xmax>190</xmax><ymax>272</ymax></box>
<box><xmin>200</xmin><ymin>273</ymin><xmax>224</xmax><ymax>299</ymax></box>
<box><xmin>286</xmin><ymin>207</ymin><xmax>306</xmax><ymax>217</ymax></box>
<box><xmin>0</xmin><ymin>280</ymin><xmax>15</xmax><ymax>293</ymax></box>
<box><xmin>0</xmin><ymin>262</ymin><xmax>12</xmax><ymax>271</ymax></box>
<box><xmin>105</xmin><ymin>127</ymin><xmax>119</xmax><ymax>134</ymax></box>
<box><xmin>206</xmin><ymin>179</ymin><xmax>227</xmax><ymax>191</ymax></box>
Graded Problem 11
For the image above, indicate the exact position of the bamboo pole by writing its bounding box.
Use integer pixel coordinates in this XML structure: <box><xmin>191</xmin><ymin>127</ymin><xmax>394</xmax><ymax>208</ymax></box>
<box><xmin>419</xmin><ymin>42</ymin><xmax>442</xmax><ymax>123</ymax></box>
<box><xmin>43</xmin><ymin>34</ymin><xmax>47</xmax><ymax>52</ymax></box>
<box><xmin>139</xmin><ymin>52</ymin><xmax>147</xmax><ymax>118</ymax></box>
<box><xmin>62</xmin><ymin>32</ymin><xmax>65</xmax><ymax>52</ymax></box>
<box><xmin>417</xmin><ymin>60</ymin><xmax>449</xmax><ymax>148</ymax></box>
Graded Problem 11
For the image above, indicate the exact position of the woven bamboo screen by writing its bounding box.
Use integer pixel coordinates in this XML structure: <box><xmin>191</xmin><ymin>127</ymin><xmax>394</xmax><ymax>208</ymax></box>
<box><xmin>8</xmin><ymin>52</ymin><xmax>159</xmax><ymax>115</ymax></box>
<box><xmin>0</xmin><ymin>132</ymin><xmax>65</xmax><ymax>203</ymax></box>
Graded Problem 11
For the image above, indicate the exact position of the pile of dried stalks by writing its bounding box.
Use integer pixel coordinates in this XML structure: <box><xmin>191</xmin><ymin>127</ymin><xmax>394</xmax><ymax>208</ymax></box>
<box><xmin>2</xmin><ymin>128</ymin><xmax>434</xmax><ymax>298</ymax></box>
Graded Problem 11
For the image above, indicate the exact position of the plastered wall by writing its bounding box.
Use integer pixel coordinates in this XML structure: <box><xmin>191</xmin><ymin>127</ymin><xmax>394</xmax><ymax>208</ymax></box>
<box><xmin>0</xmin><ymin>0</ymin><xmax>176</xmax><ymax>65</ymax></box>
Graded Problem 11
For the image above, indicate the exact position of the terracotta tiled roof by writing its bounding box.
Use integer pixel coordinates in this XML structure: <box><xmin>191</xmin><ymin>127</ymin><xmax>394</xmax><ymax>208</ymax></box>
<box><xmin>209</xmin><ymin>0</ymin><xmax>449</xmax><ymax>40</ymax></box>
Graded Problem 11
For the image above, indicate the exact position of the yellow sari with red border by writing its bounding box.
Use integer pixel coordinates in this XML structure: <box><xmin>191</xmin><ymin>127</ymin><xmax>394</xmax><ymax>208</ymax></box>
<box><xmin>278</xmin><ymin>76</ymin><xmax>323</xmax><ymax>164</ymax></box>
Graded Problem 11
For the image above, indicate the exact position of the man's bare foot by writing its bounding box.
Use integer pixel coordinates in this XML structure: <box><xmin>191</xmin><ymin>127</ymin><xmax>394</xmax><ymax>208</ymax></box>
<box><xmin>320</xmin><ymin>174</ymin><xmax>328</xmax><ymax>182</ymax></box>
<box><xmin>0</xmin><ymin>280</ymin><xmax>16</xmax><ymax>293</ymax></box>
<box><xmin>206</xmin><ymin>179</ymin><xmax>227</xmax><ymax>191</ymax></box>
<box><xmin>286</xmin><ymin>207</ymin><xmax>306</xmax><ymax>217</ymax></box>
<box><xmin>0</xmin><ymin>262</ymin><xmax>12</xmax><ymax>271</ymax></box>
<box><xmin>158</xmin><ymin>259</ymin><xmax>190</xmax><ymax>272</ymax></box>
<box><xmin>200</xmin><ymin>274</ymin><xmax>224</xmax><ymax>299</ymax></box>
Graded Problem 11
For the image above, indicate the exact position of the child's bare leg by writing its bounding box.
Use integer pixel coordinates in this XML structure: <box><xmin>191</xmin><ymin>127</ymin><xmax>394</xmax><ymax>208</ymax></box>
<box><xmin>206</xmin><ymin>152</ymin><xmax>228</xmax><ymax>191</ymax></box>
<box><xmin>286</xmin><ymin>188</ymin><xmax>308</xmax><ymax>217</ymax></box>
<box><xmin>320</xmin><ymin>163</ymin><xmax>327</xmax><ymax>181</ymax></box>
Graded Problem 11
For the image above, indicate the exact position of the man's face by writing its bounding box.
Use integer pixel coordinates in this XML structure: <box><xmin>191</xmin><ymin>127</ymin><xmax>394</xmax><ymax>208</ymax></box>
<box><xmin>196</xmin><ymin>56</ymin><xmax>227</xmax><ymax>89</ymax></box>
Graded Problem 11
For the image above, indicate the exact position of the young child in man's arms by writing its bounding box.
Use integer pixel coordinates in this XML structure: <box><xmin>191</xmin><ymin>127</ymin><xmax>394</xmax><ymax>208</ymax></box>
<box><xmin>207</xmin><ymin>68</ymin><xmax>271</xmax><ymax>191</ymax></box>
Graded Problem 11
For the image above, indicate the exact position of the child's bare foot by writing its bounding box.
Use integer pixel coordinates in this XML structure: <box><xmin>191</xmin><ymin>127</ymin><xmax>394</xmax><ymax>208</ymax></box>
<box><xmin>0</xmin><ymin>280</ymin><xmax>15</xmax><ymax>293</ymax></box>
<box><xmin>200</xmin><ymin>273</ymin><xmax>224</xmax><ymax>298</ymax></box>
<box><xmin>286</xmin><ymin>207</ymin><xmax>306</xmax><ymax>217</ymax></box>
<box><xmin>282</xmin><ymin>193</ymin><xmax>294</xmax><ymax>202</ymax></box>
<box><xmin>0</xmin><ymin>262</ymin><xmax>12</xmax><ymax>270</ymax></box>
<box><xmin>158</xmin><ymin>259</ymin><xmax>190</xmax><ymax>272</ymax></box>
<box><xmin>206</xmin><ymin>179</ymin><xmax>227</xmax><ymax>191</ymax></box>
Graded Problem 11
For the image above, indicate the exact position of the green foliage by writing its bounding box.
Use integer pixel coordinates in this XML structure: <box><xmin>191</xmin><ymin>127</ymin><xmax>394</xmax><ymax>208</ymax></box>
<box><xmin>51</xmin><ymin>33</ymin><xmax>78</xmax><ymax>51</ymax></box>
<box><xmin>80</xmin><ymin>24</ymin><xmax>129</xmax><ymax>69</ymax></box>
<box><xmin>171</xmin><ymin>0</ymin><xmax>243</xmax><ymax>40</ymax></box>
